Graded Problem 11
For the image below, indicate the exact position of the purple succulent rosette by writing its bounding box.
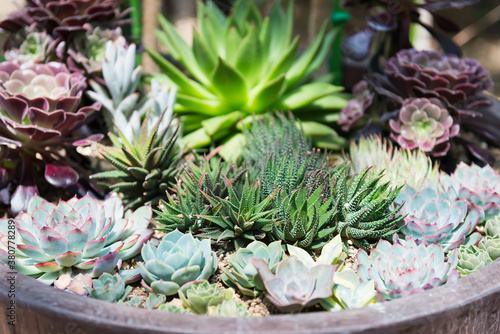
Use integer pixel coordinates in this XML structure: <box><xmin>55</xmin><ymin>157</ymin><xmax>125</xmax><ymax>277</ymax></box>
<box><xmin>396</xmin><ymin>186</ymin><xmax>482</xmax><ymax>251</ymax></box>
<box><xmin>357</xmin><ymin>236</ymin><xmax>460</xmax><ymax>301</ymax></box>
<box><xmin>339</xmin><ymin>80</ymin><xmax>373</xmax><ymax>131</ymax></box>
<box><xmin>0</xmin><ymin>0</ymin><xmax>130</xmax><ymax>42</ymax></box>
<box><xmin>383</xmin><ymin>49</ymin><xmax>493</xmax><ymax>115</ymax></box>
<box><xmin>0</xmin><ymin>195</ymin><xmax>153</xmax><ymax>285</ymax></box>
<box><xmin>439</xmin><ymin>162</ymin><xmax>500</xmax><ymax>223</ymax></box>
<box><xmin>389</xmin><ymin>97</ymin><xmax>459</xmax><ymax>156</ymax></box>
<box><xmin>0</xmin><ymin>61</ymin><xmax>101</xmax><ymax>214</ymax></box>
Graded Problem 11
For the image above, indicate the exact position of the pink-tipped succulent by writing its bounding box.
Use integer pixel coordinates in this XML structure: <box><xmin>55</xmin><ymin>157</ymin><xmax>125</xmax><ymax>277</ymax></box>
<box><xmin>396</xmin><ymin>186</ymin><xmax>482</xmax><ymax>251</ymax></box>
<box><xmin>357</xmin><ymin>236</ymin><xmax>459</xmax><ymax>301</ymax></box>
<box><xmin>339</xmin><ymin>80</ymin><xmax>373</xmax><ymax>131</ymax></box>
<box><xmin>0</xmin><ymin>61</ymin><xmax>101</xmax><ymax>213</ymax></box>
<box><xmin>389</xmin><ymin>98</ymin><xmax>459</xmax><ymax>156</ymax></box>
<box><xmin>439</xmin><ymin>162</ymin><xmax>500</xmax><ymax>223</ymax></box>
<box><xmin>0</xmin><ymin>195</ymin><xmax>153</xmax><ymax>285</ymax></box>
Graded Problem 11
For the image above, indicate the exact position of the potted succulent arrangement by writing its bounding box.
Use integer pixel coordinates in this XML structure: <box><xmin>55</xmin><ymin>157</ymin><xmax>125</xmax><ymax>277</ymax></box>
<box><xmin>0</xmin><ymin>0</ymin><xmax>499</xmax><ymax>333</ymax></box>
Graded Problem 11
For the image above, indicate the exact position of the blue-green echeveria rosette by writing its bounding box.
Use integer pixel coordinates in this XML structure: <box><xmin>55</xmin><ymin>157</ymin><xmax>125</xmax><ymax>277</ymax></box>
<box><xmin>0</xmin><ymin>195</ymin><xmax>153</xmax><ymax>285</ymax></box>
<box><xmin>139</xmin><ymin>229</ymin><xmax>217</xmax><ymax>296</ymax></box>
<box><xmin>389</xmin><ymin>98</ymin><xmax>459</xmax><ymax>157</ymax></box>
<box><xmin>439</xmin><ymin>162</ymin><xmax>500</xmax><ymax>223</ymax></box>
<box><xmin>396</xmin><ymin>186</ymin><xmax>482</xmax><ymax>251</ymax></box>
<box><xmin>357</xmin><ymin>237</ymin><xmax>459</xmax><ymax>301</ymax></box>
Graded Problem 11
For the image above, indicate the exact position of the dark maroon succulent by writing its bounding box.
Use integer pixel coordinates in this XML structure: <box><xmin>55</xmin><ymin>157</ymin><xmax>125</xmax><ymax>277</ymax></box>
<box><xmin>383</xmin><ymin>49</ymin><xmax>493</xmax><ymax>115</ymax></box>
<box><xmin>0</xmin><ymin>61</ymin><xmax>101</xmax><ymax>213</ymax></box>
<box><xmin>0</xmin><ymin>0</ymin><xmax>130</xmax><ymax>41</ymax></box>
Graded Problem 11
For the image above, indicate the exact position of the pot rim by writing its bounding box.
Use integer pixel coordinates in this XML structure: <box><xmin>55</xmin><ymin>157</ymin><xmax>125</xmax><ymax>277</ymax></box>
<box><xmin>1</xmin><ymin>259</ymin><xmax>500</xmax><ymax>334</ymax></box>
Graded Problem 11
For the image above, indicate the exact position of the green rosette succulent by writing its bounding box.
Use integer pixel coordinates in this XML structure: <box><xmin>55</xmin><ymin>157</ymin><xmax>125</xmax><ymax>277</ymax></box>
<box><xmin>348</xmin><ymin>135</ymin><xmax>439</xmax><ymax>190</ymax></box>
<box><xmin>478</xmin><ymin>236</ymin><xmax>500</xmax><ymax>261</ymax></box>
<box><xmin>138</xmin><ymin>230</ymin><xmax>217</xmax><ymax>296</ymax></box>
<box><xmin>456</xmin><ymin>244</ymin><xmax>493</xmax><ymax>276</ymax></box>
<box><xmin>179</xmin><ymin>281</ymin><xmax>233</xmax><ymax>315</ymax></box>
<box><xmin>396</xmin><ymin>186</ymin><xmax>482</xmax><ymax>251</ymax></box>
<box><xmin>485</xmin><ymin>216</ymin><xmax>500</xmax><ymax>237</ymax></box>
<box><xmin>358</xmin><ymin>237</ymin><xmax>459</xmax><ymax>300</ymax></box>
<box><xmin>158</xmin><ymin>303</ymin><xmax>191</xmax><ymax>314</ymax></box>
<box><xmin>147</xmin><ymin>0</ymin><xmax>347</xmax><ymax>155</ymax></box>
<box><xmin>87</xmin><ymin>273</ymin><xmax>132</xmax><ymax>303</ymax></box>
<box><xmin>221</xmin><ymin>240</ymin><xmax>285</xmax><ymax>297</ymax></box>
<box><xmin>439</xmin><ymin>162</ymin><xmax>500</xmax><ymax>223</ymax></box>
<box><xmin>211</xmin><ymin>300</ymin><xmax>250</xmax><ymax>318</ymax></box>
<box><xmin>252</xmin><ymin>256</ymin><xmax>335</xmax><ymax>313</ymax></box>
<box><xmin>0</xmin><ymin>195</ymin><xmax>153</xmax><ymax>284</ymax></box>
<box><xmin>145</xmin><ymin>293</ymin><xmax>167</xmax><ymax>310</ymax></box>
<box><xmin>331</xmin><ymin>163</ymin><xmax>404</xmax><ymax>251</ymax></box>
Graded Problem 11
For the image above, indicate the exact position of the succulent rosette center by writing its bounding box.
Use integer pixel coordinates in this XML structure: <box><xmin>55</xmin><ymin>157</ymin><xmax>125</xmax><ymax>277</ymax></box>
<box><xmin>389</xmin><ymin>98</ymin><xmax>459</xmax><ymax>156</ymax></box>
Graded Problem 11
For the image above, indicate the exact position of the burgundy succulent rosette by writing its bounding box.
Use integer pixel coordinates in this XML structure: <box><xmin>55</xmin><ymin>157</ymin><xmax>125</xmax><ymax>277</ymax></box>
<box><xmin>383</xmin><ymin>49</ymin><xmax>493</xmax><ymax>115</ymax></box>
<box><xmin>0</xmin><ymin>61</ymin><xmax>101</xmax><ymax>213</ymax></box>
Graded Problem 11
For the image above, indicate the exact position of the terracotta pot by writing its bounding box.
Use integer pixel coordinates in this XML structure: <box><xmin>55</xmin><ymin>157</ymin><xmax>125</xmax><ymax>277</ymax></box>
<box><xmin>1</xmin><ymin>260</ymin><xmax>500</xmax><ymax>334</ymax></box>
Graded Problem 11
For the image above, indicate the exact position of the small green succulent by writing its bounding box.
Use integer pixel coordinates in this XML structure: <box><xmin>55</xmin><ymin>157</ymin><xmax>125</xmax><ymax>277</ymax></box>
<box><xmin>118</xmin><ymin>296</ymin><xmax>142</xmax><ymax>308</ymax></box>
<box><xmin>485</xmin><ymin>216</ymin><xmax>500</xmax><ymax>237</ymax></box>
<box><xmin>91</xmin><ymin>112</ymin><xmax>182</xmax><ymax>211</ymax></box>
<box><xmin>478</xmin><ymin>236</ymin><xmax>500</xmax><ymax>261</ymax></box>
<box><xmin>138</xmin><ymin>230</ymin><xmax>217</xmax><ymax>295</ymax></box>
<box><xmin>158</xmin><ymin>303</ymin><xmax>191</xmax><ymax>314</ymax></box>
<box><xmin>211</xmin><ymin>300</ymin><xmax>250</xmax><ymax>318</ymax></box>
<box><xmin>320</xmin><ymin>270</ymin><xmax>381</xmax><ymax>311</ymax></box>
<box><xmin>331</xmin><ymin>163</ymin><xmax>404</xmax><ymax>251</ymax></box>
<box><xmin>456</xmin><ymin>244</ymin><xmax>493</xmax><ymax>276</ymax></box>
<box><xmin>222</xmin><ymin>240</ymin><xmax>285</xmax><ymax>297</ymax></box>
<box><xmin>145</xmin><ymin>293</ymin><xmax>167</xmax><ymax>310</ymax></box>
<box><xmin>87</xmin><ymin>273</ymin><xmax>132</xmax><ymax>303</ymax></box>
<box><xmin>179</xmin><ymin>281</ymin><xmax>233</xmax><ymax>315</ymax></box>
<box><xmin>287</xmin><ymin>234</ymin><xmax>345</xmax><ymax>269</ymax></box>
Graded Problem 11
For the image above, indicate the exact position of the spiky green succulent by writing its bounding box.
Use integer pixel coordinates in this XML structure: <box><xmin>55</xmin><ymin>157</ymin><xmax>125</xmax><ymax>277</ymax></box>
<box><xmin>320</xmin><ymin>270</ymin><xmax>381</xmax><ymax>311</ymax></box>
<box><xmin>87</xmin><ymin>273</ymin><xmax>132</xmax><ymax>303</ymax></box>
<box><xmin>485</xmin><ymin>216</ymin><xmax>500</xmax><ymax>237</ymax></box>
<box><xmin>456</xmin><ymin>244</ymin><xmax>493</xmax><ymax>276</ymax></box>
<box><xmin>91</xmin><ymin>113</ymin><xmax>181</xmax><ymax>211</ymax></box>
<box><xmin>349</xmin><ymin>135</ymin><xmax>439</xmax><ymax>190</ymax></box>
<box><xmin>155</xmin><ymin>158</ymin><xmax>248</xmax><ymax>233</ymax></box>
<box><xmin>272</xmin><ymin>185</ymin><xmax>337</xmax><ymax>251</ymax></box>
<box><xmin>197</xmin><ymin>180</ymin><xmax>278</xmax><ymax>249</ymax></box>
<box><xmin>222</xmin><ymin>240</ymin><xmax>285</xmax><ymax>297</ymax></box>
<box><xmin>331</xmin><ymin>163</ymin><xmax>404</xmax><ymax>251</ymax></box>
<box><xmin>147</xmin><ymin>0</ymin><xmax>347</xmax><ymax>154</ymax></box>
<box><xmin>138</xmin><ymin>230</ymin><xmax>217</xmax><ymax>296</ymax></box>
<box><xmin>179</xmin><ymin>281</ymin><xmax>233</xmax><ymax>315</ymax></box>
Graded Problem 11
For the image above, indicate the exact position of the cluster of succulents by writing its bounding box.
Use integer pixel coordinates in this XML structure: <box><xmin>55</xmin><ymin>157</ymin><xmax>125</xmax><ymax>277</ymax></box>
<box><xmin>0</xmin><ymin>0</ymin><xmax>498</xmax><ymax>322</ymax></box>
<box><xmin>341</xmin><ymin>48</ymin><xmax>497</xmax><ymax>161</ymax></box>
